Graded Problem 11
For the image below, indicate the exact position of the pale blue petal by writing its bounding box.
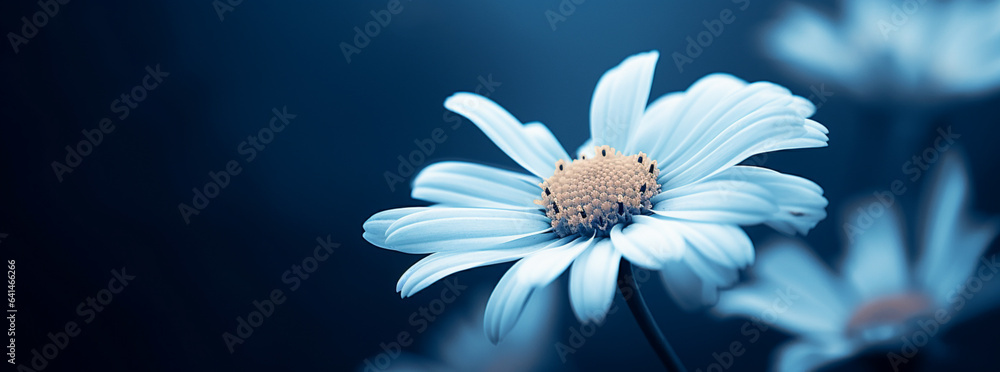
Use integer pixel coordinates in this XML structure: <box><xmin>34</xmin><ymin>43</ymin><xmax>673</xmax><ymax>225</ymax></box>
<box><xmin>654</xmin><ymin>218</ymin><xmax>753</xmax><ymax>269</ymax></box>
<box><xmin>524</xmin><ymin>121</ymin><xmax>571</xmax><ymax>165</ymax></box>
<box><xmin>396</xmin><ymin>234</ymin><xmax>557</xmax><ymax>297</ymax></box>
<box><xmin>773</xmin><ymin>339</ymin><xmax>857</xmax><ymax>372</ymax></box>
<box><xmin>660</xmin><ymin>241</ymin><xmax>738</xmax><ymax>310</ymax></box>
<box><xmin>916</xmin><ymin>152</ymin><xmax>1000</xmax><ymax>303</ymax></box>
<box><xmin>484</xmin><ymin>236</ymin><xmax>589</xmax><ymax>343</ymax></box>
<box><xmin>590</xmin><ymin>51</ymin><xmax>659</xmax><ymax>150</ymax></box>
<box><xmin>384</xmin><ymin>208</ymin><xmax>552</xmax><ymax>253</ymax></box>
<box><xmin>841</xmin><ymin>203</ymin><xmax>909</xmax><ymax>301</ymax></box>
<box><xmin>444</xmin><ymin>93</ymin><xmax>564</xmax><ymax>178</ymax></box>
<box><xmin>363</xmin><ymin>207</ymin><xmax>431</xmax><ymax>249</ymax></box>
<box><xmin>412</xmin><ymin>161</ymin><xmax>541</xmax><ymax>210</ymax></box>
<box><xmin>723</xmin><ymin>241</ymin><xmax>852</xmax><ymax>330</ymax></box>
<box><xmin>651</xmin><ymin>178</ymin><xmax>779</xmax><ymax>226</ymax></box>
<box><xmin>576</xmin><ymin>138</ymin><xmax>595</xmax><ymax>159</ymax></box>
<box><xmin>609</xmin><ymin>215</ymin><xmax>686</xmax><ymax>270</ymax></box>
<box><xmin>569</xmin><ymin>239</ymin><xmax>621</xmax><ymax>323</ymax></box>
<box><xmin>659</xmin><ymin>166</ymin><xmax>827</xmax><ymax>235</ymax></box>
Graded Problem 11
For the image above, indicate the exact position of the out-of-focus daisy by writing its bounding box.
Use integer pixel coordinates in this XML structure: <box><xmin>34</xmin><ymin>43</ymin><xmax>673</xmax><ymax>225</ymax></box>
<box><xmin>715</xmin><ymin>152</ymin><xmax>1000</xmax><ymax>372</ymax></box>
<box><xmin>364</xmin><ymin>50</ymin><xmax>829</xmax><ymax>344</ymax></box>
<box><xmin>375</xmin><ymin>284</ymin><xmax>558</xmax><ymax>372</ymax></box>
<box><xmin>767</xmin><ymin>0</ymin><xmax>1000</xmax><ymax>103</ymax></box>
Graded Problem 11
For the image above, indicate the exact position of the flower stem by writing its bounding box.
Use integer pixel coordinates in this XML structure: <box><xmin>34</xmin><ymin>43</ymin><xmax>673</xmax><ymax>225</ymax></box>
<box><xmin>617</xmin><ymin>259</ymin><xmax>687</xmax><ymax>372</ymax></box>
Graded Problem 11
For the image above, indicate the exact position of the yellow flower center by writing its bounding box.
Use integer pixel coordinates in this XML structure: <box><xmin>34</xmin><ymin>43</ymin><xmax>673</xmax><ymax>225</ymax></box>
<box><xmin>536</xmin><ymin>145</ymin><xmax>660</xmax><ymax>237</ymax></box>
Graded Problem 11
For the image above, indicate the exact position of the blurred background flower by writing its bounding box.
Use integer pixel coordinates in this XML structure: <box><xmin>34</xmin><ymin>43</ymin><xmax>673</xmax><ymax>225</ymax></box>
<box><xmin>369</xmin><ymin>284</ymin><xmax>560</xmax><ymax>372</ymax></box>
<box><xmin>766</xmin><ymin>0</ymin><xmax>1000</xmax><ymax>104</ymax></box>
<box><xmin>714</xmin><ymin>152</ymin><xmax>1000</xmax><ymax>371</ymax></box>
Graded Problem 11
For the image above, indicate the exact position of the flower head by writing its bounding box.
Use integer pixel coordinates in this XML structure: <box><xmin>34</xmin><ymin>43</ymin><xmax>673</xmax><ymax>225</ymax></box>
<box><xmin>768</xmin><ymin>0</ymin><xmax>1000</xmax><ymax>103</ymax></box>
<box><xmin>714</xmin><ymin>152</ymin><xmax>1000</xmax><ymax>371</ymax></box>
<box><xmin>364</xmin><ymin>51</ymin><xmax>829</xmax><ymax>343</ymax></box>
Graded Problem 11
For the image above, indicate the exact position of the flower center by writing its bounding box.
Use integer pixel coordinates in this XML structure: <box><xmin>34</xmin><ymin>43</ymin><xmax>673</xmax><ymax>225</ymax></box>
<box><xmin>845</xmin><ymin>292</ymin><xmax>934</xmax><ymax>343</ymax></box>
<box><xmin>536</xmin><ymin>145</ymin><xmax>660</xmax><ymax>237</ymax></box>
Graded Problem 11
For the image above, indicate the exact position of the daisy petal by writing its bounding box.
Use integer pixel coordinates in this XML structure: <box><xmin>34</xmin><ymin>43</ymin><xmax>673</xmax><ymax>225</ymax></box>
<box><xmin>484</xmin><ymin>236</ymin><xmax>591</xmax><ymax>343</ymax></box>
<box><xmin>916</xmin><ymin>152</ymin><xmax>1000</xmax><ymax>302</ymax></box>
<box><xmin>609</xmin><ymin>215</ymin><xmax>685</xmax><ymax>269</ymax></box>
<box><xmin>718</xmin><ymin>240</ymin><xmax>850</xmax><ymax>331</ymax></box>
<box><xmin>524</xmin><ymin>122</ymin><xmax>571</xmax><ymax>166</ymax></box>
<box><xmin>363</xmin><ymin>207</ymin><xmax>430</xmax><ymax>249</ymax></box>
<box><xmin>396</xmin><ymin>234</ymin><xmax>557</xmax><ymax>297</ymax></box>
<box><xmin>773</xmin><ymin>339</ymin><xmax>856</xmax><ymax>372</ymax></box>
<box><xmin>657</xmin><ymin>220</ymin><xmax>751</xmax><ymax>309</ymax></box>
<box><xmin>841</xmin><ymin>204</ymin><xmax>908</xmax><ymax>301</ymax></box>
<box><xmin>576</xmin><ymin>138</ymin><xmax>595</xmax><ymax>159</ymax></box>
<box><xmin>655</xmin><ymin>166</ymin><xmax>827</xmax><ymax>234</ymax></box>
<box><xmin>569</xmin><ymin>239</ymin><xmax>621</xmax><ymax>323</ymax></box>
<box><xmin>412</xmin><ymin>161</ymin><xmax>542</xmax><ymax>210</ymax></box>
<box><xmin>384</xmin><ymin>208</ymin><xmax>552</xmax><ymax>253</ymax></box>
<box><xmin>445</xmin><ymin>93</ymin><xmax>565</xmax><ymax>178</ymax></box>
<box><xmin>655</xmin><ymin>219</ymin><xmax>754</xmax><ymax>269</ymax></box>
<box><xmin>590</xmin><ymin>51</ymin><xmax>659</xmax><ymax>150</ymax></box>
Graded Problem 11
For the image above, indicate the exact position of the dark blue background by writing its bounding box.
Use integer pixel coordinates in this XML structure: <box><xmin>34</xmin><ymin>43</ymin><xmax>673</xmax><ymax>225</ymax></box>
<box><xmin>2</xmin><ymin>0</ymin><xmax>998</xmax><ymax>371</ymax></box>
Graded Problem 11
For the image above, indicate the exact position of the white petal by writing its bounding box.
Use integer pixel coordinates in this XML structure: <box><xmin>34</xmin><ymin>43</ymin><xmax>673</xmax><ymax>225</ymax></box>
<box><xmin>445</xmin><ymin>93</ymin><xmax>565</xmax><ymax>178</ymax></box>
<box><xmin>655</xmin><ymin>218</ymin><xmax>753</xmax><ymax>269</ymax></box>
<box><xmin>652</xmin><ymin>179</ymin><xmax>779</xmax><ymax>226</ymax></box>
<box><xmin>841</xmin><ymin>204</ymin><xmax>909</xmax><ymax>301</ymax></box>
<box><xmin>396</xmin><ymin>234</ymin><xmax>556</xmax><ymax>297</ymax></box>
<box><xmin>569</xmin><ymin>239</ymin><xmax>621</xmax><ymax>323</ymax></box>
<box><xmin>915</xmin><ymin>152</ymin><xmax>1000</xmax><ymax>302</ymax></box>
<box><xmin>412</xmin><ymin>161</ymin><xmax>542</xmax><ymax>210</ymax></box>
<box><xmin>363</xmin><ymin>207</ymin><xmax>430</xmax><ymax>249</ymax></box>
<box><xmin>609</xmin><ymin>215</ymin><xmax>685</xmax><ymax>269</ymax></box>
<box><xmin>590</xmin><ymin>51</ymin><xmax>659</xmax><ymax>150</ymax></box>
<box><xmin>627</xmin><ymin>74</ymin><xmax>826</xmax><ymax>189</ymax></box>
<box><xmin>484</xmin><ymin>236</ymin><xmax>591</xmax><ymax>343</ymax></box>
<box><xmin>773</xmin><ymin>339</ymin><xmax>856</xmax><ymax>372</ymax></box>
<box><xmin>524</xmin><ymin>122</ymin><xmax>571</xmax><ymax>166</ymax></box>
<box><xmin>384</xmin><ymin>208</ymin><xmax>552</xmax><ymax>253</ymax></box>
<box><xmin>656</xmin><ymin>166</ymin><xmax>827</xmax><ymax>234</ymax></box>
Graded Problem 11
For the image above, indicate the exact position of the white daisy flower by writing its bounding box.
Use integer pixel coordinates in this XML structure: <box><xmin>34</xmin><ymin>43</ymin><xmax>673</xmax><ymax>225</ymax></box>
<box><xmin>768</xmin><ymin>0</ymin><xmax>1000</xmax><ymax>103</ymax></box>
<box><xmin>363</xmin><ymin>50</ymin><xmax>829</xmax><ymax>345</ymax></box>
<box><xmin>714</xmin><ymin>152</ymin><xmax>1000</xmax><ymax>372</ymax></box>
